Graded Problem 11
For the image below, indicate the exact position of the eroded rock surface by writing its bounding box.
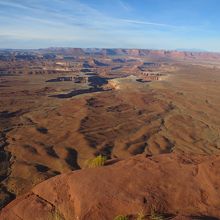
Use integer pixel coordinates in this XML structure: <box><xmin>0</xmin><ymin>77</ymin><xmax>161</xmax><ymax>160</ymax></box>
<box><xmin>1</xmin><ymin>153</ymin><xmax>220</xmax><ymax>220</ymax></box>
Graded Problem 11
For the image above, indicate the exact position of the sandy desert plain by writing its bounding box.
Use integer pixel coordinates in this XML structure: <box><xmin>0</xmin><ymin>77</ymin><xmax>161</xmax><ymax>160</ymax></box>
<box><xmin>0</xmin><ymin>48</ymin><xmax>220</xmax><ymax>220</ymax></box>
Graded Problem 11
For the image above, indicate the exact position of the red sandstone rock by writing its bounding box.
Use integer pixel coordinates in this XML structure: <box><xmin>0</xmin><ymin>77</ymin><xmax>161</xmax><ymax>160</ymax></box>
<box><xmin>1</xmin><ymin>153</ymin><xmax>220</xmax><ymax>220</ymax></box>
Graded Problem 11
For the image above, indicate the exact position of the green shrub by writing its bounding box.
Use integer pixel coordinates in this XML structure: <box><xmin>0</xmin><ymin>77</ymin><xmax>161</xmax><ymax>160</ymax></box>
<box><xmin>85</xmin><ymin>155</ymin><xmax>107</xmax><ymax>168</ymax></box>
<box><xmin>114</xmin><ymin>215</ymin><xmax>128</xmax><ymax>220</ymax></box>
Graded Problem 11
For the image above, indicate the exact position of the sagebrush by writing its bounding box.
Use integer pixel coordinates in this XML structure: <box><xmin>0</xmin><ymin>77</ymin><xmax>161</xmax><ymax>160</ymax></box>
<box><xmin>85</xmin><ymin>155</ymin><xmax>107</xmax><ymax>168</ymax></box>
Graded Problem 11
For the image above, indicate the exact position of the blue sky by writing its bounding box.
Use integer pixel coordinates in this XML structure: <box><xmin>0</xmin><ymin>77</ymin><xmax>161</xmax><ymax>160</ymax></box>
<box><xmin>0</xmin><ymin>0</ymin><xmax>220</xmax><ymax>51</ymax></box>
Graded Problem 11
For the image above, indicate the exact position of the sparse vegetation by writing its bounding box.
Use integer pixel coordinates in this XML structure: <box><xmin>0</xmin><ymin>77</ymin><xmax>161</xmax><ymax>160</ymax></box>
<box><xmin>52</xmin><ymin>209</ymin><xmax>64</xmax><ymax>220</ymax></box>
<box><xmin>136</xmin><ymin>210</ymin><xmax>145</xmax><ymax>220</ymax></box>
<box><xmin>85</xmin><ymin>155</ymin><xmax>107</xmax><ymax>168</ymax></box>
<box><xmin>150</xmin><ymin>209</ymin><xmax>164</xmax><ymax>220</ymax></box>
<box><xmin>114</xmin><ymin>215</ymin><xmax>128</xmax><ymax>220</ymax></box>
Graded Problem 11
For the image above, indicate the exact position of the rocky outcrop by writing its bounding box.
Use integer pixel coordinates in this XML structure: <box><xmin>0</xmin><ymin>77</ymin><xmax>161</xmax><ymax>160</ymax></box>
<box><xmin>83</xmin><ymin>48</ymin><xmax>220</xmax><ymax>60</ymax></box>
<box><xmin>1</xmin><ymin>153</ymin><xmax>220</xmax><ymax>220</ymax></box>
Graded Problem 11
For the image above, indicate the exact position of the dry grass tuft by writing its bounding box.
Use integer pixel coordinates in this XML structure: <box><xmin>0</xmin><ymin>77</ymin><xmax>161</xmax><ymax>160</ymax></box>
<box><xmin>114</xmin><ymin>215</ymin><xmax>129</xmax><ymax>220</ymax></box>
<box><xmin>85</xmin><ymin>155</ymin><xmax>107</xmax><ymax>168</ymax></box>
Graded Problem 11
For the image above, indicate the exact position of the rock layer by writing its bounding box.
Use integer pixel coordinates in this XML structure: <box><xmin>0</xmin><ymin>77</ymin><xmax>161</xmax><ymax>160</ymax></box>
<box><xmin>1</xmin><ymin>153</ymin><xmax>220</xmax><ymax>220</ymax></box>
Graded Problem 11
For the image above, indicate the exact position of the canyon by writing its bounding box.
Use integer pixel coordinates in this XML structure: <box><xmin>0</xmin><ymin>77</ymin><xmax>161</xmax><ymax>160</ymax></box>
<box><xmin>0</xmin><ymin>48</ymin><xmax>220</xmax><ymax>219</ymax></box>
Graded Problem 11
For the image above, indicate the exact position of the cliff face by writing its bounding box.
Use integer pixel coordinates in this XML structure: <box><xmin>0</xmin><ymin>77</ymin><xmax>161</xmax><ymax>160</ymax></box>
<box><xmin>42</xmin><ymin>48</ymin><xmax>220</xmax><ymax>61</ymax></box>
<box><xmin>2</xmin><ymin>48</ymin><xmax>220</xmax><ymax>61</ymax></box>
<box><xmin>101</xmin><ymin>49</ymin><xmax>220</xmax><ymax>60</ymax></box>
<box><xmin>1</xmin><ymin>153</ymin><xmax>220</xmax><ymax>220</ymax></box>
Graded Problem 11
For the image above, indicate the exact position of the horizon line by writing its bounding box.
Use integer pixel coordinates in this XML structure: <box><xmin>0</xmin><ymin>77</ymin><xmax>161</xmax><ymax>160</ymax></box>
<box><xmin>0</xmin><ymin>47</ymin><xmax>215</xmax><ymax>53</ymax></box>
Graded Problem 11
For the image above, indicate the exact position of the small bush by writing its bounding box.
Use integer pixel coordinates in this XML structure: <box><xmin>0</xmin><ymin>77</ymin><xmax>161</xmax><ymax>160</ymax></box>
<box><xmin>85</xmin><ymin>155</ymin><xmax>107</xmax><ymax>168</ymax></box>
<box><xmin>136</xmin><ymin>210</ymin><xmax>145</xmax><ymax>220</ymax></box>
<box><xmin>114</xmin><ymin>215</ymin><xmax>128</xmax><ymax>220</ymax></box>
<box><xmin>52</xmin><ymin>209</ymin><xmax>64</xmax><ymax>220</ymax></box>
<box><xmin>150</xmin><ymin>210</ymin><xmax>164</xmax><ymax>220</ymax></box>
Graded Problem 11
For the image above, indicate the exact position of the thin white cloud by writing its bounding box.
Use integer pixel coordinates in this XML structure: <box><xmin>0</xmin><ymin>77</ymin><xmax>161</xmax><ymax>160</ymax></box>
<box><xmin>0</xmin><ymin>0</ymin><xmax>180</xmax><ymax>30</ymax></box>
<box><xmin>120</xmin><ymin>19</ymin><xmax>179</xmax><ymax>28</ymax></box>
<box><xmin>0</xmin><ymin>0</ymin><xmax>30</xmax><ymax>10</ymax></box>
<box><xmin>118</xmin><ymin>0</ymin><xmax>132</xmax><ymax>12</ymax></box>
<box><xmin>0</xmin><ymin>0</ymin><xmax>210</xmax><ymax>50</ymax></box>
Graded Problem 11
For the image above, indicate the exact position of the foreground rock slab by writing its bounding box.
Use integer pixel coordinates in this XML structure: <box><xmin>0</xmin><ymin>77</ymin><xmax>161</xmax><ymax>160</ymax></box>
<box><xmin>1</xmin><ymin>153</ymin><xmax>220</xmax><ymax>220</ymax></box>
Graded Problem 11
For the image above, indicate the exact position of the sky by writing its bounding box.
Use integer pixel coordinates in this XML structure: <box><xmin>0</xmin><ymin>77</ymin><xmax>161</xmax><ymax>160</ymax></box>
<box><xmin>0</xmin><ymin>0</ymin><xmax>220</xmax><ymax>51</ymax></box>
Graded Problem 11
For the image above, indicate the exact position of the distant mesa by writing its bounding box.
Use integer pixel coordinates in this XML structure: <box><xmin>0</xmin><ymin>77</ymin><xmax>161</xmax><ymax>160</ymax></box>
<box><xmin>1</xmin><ymin>47</ymin><xmax>220</xmax><ymax>61</ymax></box>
